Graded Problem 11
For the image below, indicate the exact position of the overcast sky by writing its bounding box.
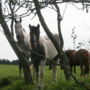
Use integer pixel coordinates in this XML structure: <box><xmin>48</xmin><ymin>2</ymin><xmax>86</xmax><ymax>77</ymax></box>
<box><xmin>0</xmin><ymin>3</ymin><xmax>90</xmax><ymax>60</ymax></box>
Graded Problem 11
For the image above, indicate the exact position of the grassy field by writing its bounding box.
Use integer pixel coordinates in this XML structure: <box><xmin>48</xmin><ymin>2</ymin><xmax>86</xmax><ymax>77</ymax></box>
<box><xmin>0</xmin><ymin>64</ymin><xmax>90</xmax><ymax>90</ymax></box>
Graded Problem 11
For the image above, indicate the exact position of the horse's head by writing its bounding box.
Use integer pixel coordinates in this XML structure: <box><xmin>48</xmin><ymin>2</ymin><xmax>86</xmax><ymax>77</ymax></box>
<box><xmin>65</xmin><ymin>50</ymin><xmax>77</xmax><ymax>61</ymax></box>
<box><xmin>29</xmin><ymin>24</ymin><xmax>40</xmax><ymax>49</ymax></box>
<box><xmin>15</xmin><ymin>18</ymin><xmax>24</xmax><ymax>41</ymax></box>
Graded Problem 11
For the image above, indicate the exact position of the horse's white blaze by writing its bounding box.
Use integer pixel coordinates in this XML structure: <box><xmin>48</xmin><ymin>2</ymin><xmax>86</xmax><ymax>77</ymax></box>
<box><xmin>15</xmin><ymin>22</ymin><xmax>23</xmax><ymax>36</ymax></box>
<box><xmin>33</xmin><ymin>34</ymin><xmax>37</xmax><ymax>48</ymax></box>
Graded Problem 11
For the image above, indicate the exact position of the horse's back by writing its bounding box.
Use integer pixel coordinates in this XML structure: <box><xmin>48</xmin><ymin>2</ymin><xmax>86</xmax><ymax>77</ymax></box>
<box><xmin>76</xmin><ymin>49</ymin><xmax>89</xmax><ymax>59</ymax></box>
<box><xmin>40</xmin><ymin>36</ymin><xmax>58</xmax><ymax>59</ymax></box>
<box><xmin>76</xmin><ymin>49</ymin><xmax>89</xmax><ymax>64</ymax></box>
<box><xmin>65</xmin><ymin>50</ymin><xmax>76</xmax><ymax>57</ymax></box>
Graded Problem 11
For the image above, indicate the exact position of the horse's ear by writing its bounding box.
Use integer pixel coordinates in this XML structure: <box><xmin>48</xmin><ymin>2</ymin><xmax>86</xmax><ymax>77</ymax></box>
<box><xmin>15</xmin><ymin>18</ymin><xmax>17</xmax><ymax>23</ymax></box>
<box><xmin>37</xmin><ymin>24</ymin><xmax>40</xmax><ymax>28</ymax></box>
<box><xmin>20</xmin><ymin>18</ymin><xmax>22</xmax><ymax>22</ymax></box>
<box><xmin>29</xmin><ymin>24</ymin><xmax>32</xmax><ymax>29</ymax></box>
<box><xmin>23</xmin><ymin>28</ymin><xmax>26</xmax><ymax>32</ymax></box>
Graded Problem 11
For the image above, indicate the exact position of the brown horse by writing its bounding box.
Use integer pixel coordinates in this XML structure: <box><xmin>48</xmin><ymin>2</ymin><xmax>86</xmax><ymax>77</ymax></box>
<box><xmin>65</xmin><ymin>50</ymin><xmax>77</xmax><ymax>74</ymax></box>
<box><xmin>65</xmin><ymin>49</ymin><xmax>90</xmax><ymax>76</ymax></box>
<box><xmin>76</xmin><ymin>49</ymin><xmax>89</xmax><ymax>76</ymax></box>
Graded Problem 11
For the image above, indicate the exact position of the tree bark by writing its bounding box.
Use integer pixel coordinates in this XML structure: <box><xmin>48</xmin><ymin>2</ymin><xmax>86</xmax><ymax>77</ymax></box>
<box><xmin>33</xmin><ymin>0</ymin><xmax>72</xmax><ymax>80</ymax></box>
<box><xmin>0</xmin><ymin>3</ymin><xmax>33</xmax><ymax>84</ymax></box>
<box><xmin>20</xmin><ymin>54</ymin><xmax>33</xmax><ymax>84</ymax></box>
<box><xmin>54</xmin><ymin>3</ymin><xmax>64</xmax><ymax>49</ymax></box>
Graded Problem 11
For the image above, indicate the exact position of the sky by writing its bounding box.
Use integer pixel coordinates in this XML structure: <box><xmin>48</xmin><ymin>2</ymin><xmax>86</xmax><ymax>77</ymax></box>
<box><xmin>0</xmin><ymin>3</ymin><xmax>90</xmax><ymax>60</ymax></box>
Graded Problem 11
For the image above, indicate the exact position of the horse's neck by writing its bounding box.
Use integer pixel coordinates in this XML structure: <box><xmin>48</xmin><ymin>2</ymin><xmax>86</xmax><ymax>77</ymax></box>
<box><xmin>15</xmin><ymin>27</ymin><xmax>22</xmax><ymax>36</ymax></box>
<box><xmin>31</xmin><ymin>40</ymin><xmax>41</xmax><ymax>50</ymax></box>
<box><xmin>17</xmin><ymin>31</ymin><xmax>31</xmax><ymax>51</ymax></box>
<box><xmin>31</xmin><ymin>37</ymin><xmax>45</xmax><ymax>56</ymax></box>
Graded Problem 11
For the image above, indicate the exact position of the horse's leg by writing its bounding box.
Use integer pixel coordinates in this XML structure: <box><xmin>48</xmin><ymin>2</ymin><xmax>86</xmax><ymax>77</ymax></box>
<box><xmin>52</xmin><ymin>60</ymin><xmax>58</xmax><ymax>82</ymax></box>
<box><xmin>40</xmin><ymin>60</ymin><xmax>45</xmax><ymax>89</ymax></box>
<box><xmin>49</xmin><ymin>62</ymin><xmax>53</xmax><ymax>69</ymax></box>
<box><xmin>18</xmin><ymin>59</ymin><xmax>22</xmax><ymax>78</ymax></box>
<box><xmin>34</xmin><ymin>64</ymin><xmax>40</xmax><ymax>88</ymax></box>
<box><xmin>19</xmin><ymin>64</ymin><xmax>22</xmax><ymax>78</ymax></box>
<box><xmin>80</xmin><ymin>65</ymin><xmax>84</xmax><ymax>76</ymax></box>
<box><xmin>30</xmin><ymin>64</ymin><xmax>35</xmax><ymax>78</ymax></box>
<box><xmin>70</xmin><ymin>65</ymin><xmax>72</xmax><ymax>73</ymax></box>
<box><xmin>36</xmin><ymin>71</ymin><xmax>40</xmax><ymax>88</ymax></box>
<box><xmin>84</xmin><ymin>63</ymin><xmax>89</xmax><ymax>76</ymax></box>
<box><xmin>79</xmin><ymin>56</ymin><xmax>84</xmax><ymax>76</ymax></box>
<box><xmin>74</xmin><ymin>65</ymin><xmax>76</xmax><ymax>74</ymax></box>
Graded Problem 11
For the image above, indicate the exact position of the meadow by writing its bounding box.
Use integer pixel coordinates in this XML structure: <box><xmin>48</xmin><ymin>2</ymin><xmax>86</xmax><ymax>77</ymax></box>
<box><xmin>0</xmin><ymin>64</ymin><xmax>90</xmax><ymax>90</ymax></box>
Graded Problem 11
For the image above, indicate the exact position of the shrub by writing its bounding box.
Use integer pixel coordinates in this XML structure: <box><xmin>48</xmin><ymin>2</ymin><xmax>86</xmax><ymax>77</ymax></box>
<box><xmin>0</xmin><ymin>78</ymin><xmax>11</xmax><ymax>88</ymax></box>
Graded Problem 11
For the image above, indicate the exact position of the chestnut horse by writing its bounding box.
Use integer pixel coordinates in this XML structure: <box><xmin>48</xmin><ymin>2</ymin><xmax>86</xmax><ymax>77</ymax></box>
<box><xmin>65</xmin><ymin>50</ymin><xmax>76</xmax><ymax>74</ymax></box>
<box><xmin>76</xmin><ymin>49</ymin><xmax>89</xmax><ymax>76</ymax></box>
<box><xmin>66</xmin><ymin>49</ymin><xmax>90</xmax><ymax>76</ymax></box>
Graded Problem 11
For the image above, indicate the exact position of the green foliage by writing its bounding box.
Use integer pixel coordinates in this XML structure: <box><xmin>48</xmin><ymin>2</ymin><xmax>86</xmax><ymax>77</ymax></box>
<box><xmin>0</xmin><ymin>59</ymin><xmax>19</xmax><ymax>65</ymax></box>
<box><xmin>0</xmin><ymin>65</ymin><xmax>90</xmax><ymax>90</ymax></box>
<box><xmin>0</xmin><ymin>78</ymin><xmax>11</xmax><ymax>88</ymax></box>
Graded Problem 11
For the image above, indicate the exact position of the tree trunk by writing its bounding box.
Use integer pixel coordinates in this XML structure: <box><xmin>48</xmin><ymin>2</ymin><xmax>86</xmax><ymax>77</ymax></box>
<box><xmin>20</xmin><ymin>54</ymin><xmax>33</xmax><ymax>84</ymax></box>
<box><xmin>0</xmin><ymin>3</ymin><xmax>33</xmax><ymax>84</ymax></box>
<box><xmin>33</xmin><ymin>0</ymin><xmax>72</xmax><ymax>80</ymax></box>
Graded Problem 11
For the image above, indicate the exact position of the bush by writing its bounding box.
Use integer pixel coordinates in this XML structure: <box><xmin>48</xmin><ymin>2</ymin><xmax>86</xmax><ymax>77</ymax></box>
<box><xmin>0</xmin><ymin>78</ymin><xmax>11</xmax><ymax>88</ymax></box>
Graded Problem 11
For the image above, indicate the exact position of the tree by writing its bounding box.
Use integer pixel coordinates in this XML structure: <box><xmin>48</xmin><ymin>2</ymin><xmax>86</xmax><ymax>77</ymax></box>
<box><xmin>0</xmin><ymin>1</ymin><xmax>33</xmax><ymax>84</ymax></box>
<box><xmin>0</xmin><ymin>0</ymin><xmax>90</xmax><ymax>84</ymax></box>
<box><xmin>71</xmin><ymin>27</ymin><xmax>77</xmax><ymax>50</ymax></box>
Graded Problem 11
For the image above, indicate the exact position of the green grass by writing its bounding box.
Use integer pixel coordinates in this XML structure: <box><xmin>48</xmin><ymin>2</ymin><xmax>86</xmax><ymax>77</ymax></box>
<box><xmin>0</xmin><ymin>65</ymin><xmax>19</xmax><ymax>78</ymax></box>
<box><xmin>0</xmin><ymin>64</ymin><xmax>90</xmax><ymax>90</ymax></box>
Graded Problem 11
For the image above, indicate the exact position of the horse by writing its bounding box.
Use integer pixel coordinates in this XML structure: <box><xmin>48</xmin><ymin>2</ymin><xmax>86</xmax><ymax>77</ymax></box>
<box><xmin>76</xmin><ymin>49</ymin><xmax>89</xmax><ymax>76</ymax></box>
<box><xmin>29</xmin><ymin>24</ymin><xmax>59</xmax><ymax>89</ymax></box>
<box><xmin>65</xmin><ymin>50</ymin><xmax>77</xmax><ymax>74</ymax></box>
<box><xmin>65</xmin><ymin>49</ymin><xmax>90</xmax><ymax>76</ymax></box>
<box><xmin>15</xmin><ymin>18</ymin><xmax>31</xmax><ymax>77</ymax></box>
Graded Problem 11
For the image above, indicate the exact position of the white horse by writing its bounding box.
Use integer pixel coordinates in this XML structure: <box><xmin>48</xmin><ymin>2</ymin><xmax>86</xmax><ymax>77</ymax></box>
<box><xmin>15</xmin><ymin>18</ymin><xmax>32</xmax><ymax>77</ymax></box>
<box><xmin>29</xmin><ymin>24</ymin><xmax>59</xmax><ymax>89</ymax></box>
<box><xmin>15</xmin><ymin>19</ymin><xmax>31</xmax><ymax>54</ymax></box>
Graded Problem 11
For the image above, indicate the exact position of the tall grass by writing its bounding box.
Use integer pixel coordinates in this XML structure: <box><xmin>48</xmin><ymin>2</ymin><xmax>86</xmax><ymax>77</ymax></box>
<box><xmin>0</xmin><ymin>64</ymin><xmax>90</xmax><ymax>90</ymax></box>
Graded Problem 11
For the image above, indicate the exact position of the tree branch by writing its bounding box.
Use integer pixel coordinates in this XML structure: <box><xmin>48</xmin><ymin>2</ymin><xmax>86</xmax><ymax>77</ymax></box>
<box><xmin>9</xmin><ymin>0</ymin><xmax>15</xmax><ymax>38</ymax></box>
<box><xmin>0</xmin><ymin>2</ymin><xmax>21</xmax><ymax>58</ymax></box>
<box><xmin>54</xmin><ymin>3</ymin><xmax>64</xmax><ymax>49</ymax></box>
